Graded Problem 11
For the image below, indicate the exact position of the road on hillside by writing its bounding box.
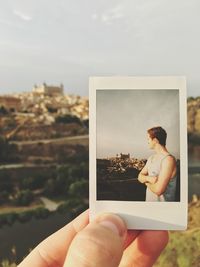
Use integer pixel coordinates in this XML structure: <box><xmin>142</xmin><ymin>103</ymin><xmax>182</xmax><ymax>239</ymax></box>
<box><xmin>40</xmin><ymin>197</ymin><xmax>60</xmax><ymax>211</ymax></box>
<box><xmin>9</xmin><ymin>134</ymin><xmax>89</xmax><ymax>146</ymax></box>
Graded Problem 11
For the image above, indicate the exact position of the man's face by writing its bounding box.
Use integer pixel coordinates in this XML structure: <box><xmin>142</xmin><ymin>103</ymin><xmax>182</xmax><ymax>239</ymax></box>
<box><xmin>147</xmin><ymin>133</ymin><xmax>156</xmax><ymax>149</ymax></box>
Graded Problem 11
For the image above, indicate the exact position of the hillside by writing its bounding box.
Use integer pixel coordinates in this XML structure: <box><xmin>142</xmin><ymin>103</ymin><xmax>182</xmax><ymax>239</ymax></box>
<box><xmin>187</xmin><ymin>97</ymin><xmax>200</xmax><ymax>143</ymax></box>
<box><xmin>0</xmin><ymin>91</ymin><xmax>88</xmax><ymax>141</ymax></box>
<box><xmin>155</xmin><ymin>195</ymin><xmax>200</xmax><ymax>267</ymax></box>
<box><xmin>1</xmin><ymin>94</ymin><xmax>200</xmax><ymax>142</ymax></box>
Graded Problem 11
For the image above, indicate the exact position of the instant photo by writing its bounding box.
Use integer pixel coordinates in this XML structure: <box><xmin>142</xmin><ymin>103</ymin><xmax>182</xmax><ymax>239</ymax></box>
<box><xmin>89</xmin><ymin>77</ymin><xmax>188</xmax><ymax>230</ymax></box>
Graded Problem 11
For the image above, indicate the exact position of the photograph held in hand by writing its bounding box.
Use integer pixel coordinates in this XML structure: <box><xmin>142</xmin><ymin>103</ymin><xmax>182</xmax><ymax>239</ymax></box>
<box><xmin>89</xmin><ymin>76</ymin><xmax>187</xmax><ymax>230</ymax></box>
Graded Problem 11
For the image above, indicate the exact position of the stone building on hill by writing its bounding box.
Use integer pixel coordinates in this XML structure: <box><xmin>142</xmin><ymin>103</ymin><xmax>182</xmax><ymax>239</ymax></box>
<box><xmin>120</xmin><ymin>153</ymin><xmax>130</xmax><ymax>159</ymax></box>
<box><xmin>0</xmin><ymin>96</ymin><xmax>21</xmax><ymax>112</ymax></box>
<box><xmin>32</xmin><ymin>83</ymin><xmax>64</xmax><ymax>96</ymax></box>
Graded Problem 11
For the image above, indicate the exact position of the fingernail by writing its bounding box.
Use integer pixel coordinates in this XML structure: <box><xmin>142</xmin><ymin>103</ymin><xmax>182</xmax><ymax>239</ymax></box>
<box><xmin>99</xmin><ymin>220</ymin><xmax>121</xmax><ymax>235</ymax></box>
<box><xmin>96</xmin><ymin>213</ymin><xmax>127</xmax><ymax>238</ymax></box>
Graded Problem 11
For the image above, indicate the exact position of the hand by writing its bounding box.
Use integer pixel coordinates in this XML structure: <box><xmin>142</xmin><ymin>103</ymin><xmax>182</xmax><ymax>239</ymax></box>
<box><xmin>147</xmin><ymin>176</ymin><xmax>158</xmax><ymax>184</ymax></box>
<box><xmin>18</xmin><ymin>210</ymin><xmax>168</xmax><ymax>267</ymax></box>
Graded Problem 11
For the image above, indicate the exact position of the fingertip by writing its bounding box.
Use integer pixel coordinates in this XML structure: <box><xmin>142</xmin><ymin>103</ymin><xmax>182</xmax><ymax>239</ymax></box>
<box><xmin>118</xmin><ymin>230</ymin><xmax>169</xmax><ymax>267</ymax></box>
<box><xmin>94</xmin><ymin>213</ymin><xmax>127</xmax><ymax>239</ymax></box>
<box><xmin>153</xmin><ymin>230</ymin><xmax>169</xmax><ymax>249</ymax></box>
<box><xmin>123</xmin><ymin>230</ymin><xmax>141</xmax><ymax>249</ymax></box>
<box><xmin>64</xmin><ymin>213</ymin><xmax>126</xmax><ymax>267</ymax></box>
<box><xmin>72</xmin><ymin>209</ymin><xmax>89</xmax><ymax>233</ymax></box>
<box><xmin>161</xmin><ymin>230</ymin><xmax>169</xmax><ymax>248</ymax></box>
<box><xmin>139</xmin><ymin>230</ymin><xmax>169</xmax><ymax>254</ymax></box>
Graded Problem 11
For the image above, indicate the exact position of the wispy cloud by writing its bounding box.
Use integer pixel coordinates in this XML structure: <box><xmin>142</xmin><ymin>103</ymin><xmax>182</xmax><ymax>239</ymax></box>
<box><xmin>100</xmin><ymin>5</ymin><xmax>125</xmax><ymax>24</ymax></box>
<box><xmin>91</xmin><ymin>13</ymin><xmax>98</xmax><ymax>20</ymax></box>
<box><xmin>0</xmin><ymin>18</ymin><xmax>15</xmax><ymax>26</ymax></box>
<box><xmin>13</xmin><ymin>10</ymin><xmax>32</xmax><ymax>21</ymax></box>
<box><xmin>0</xmin><ymin>18</ymin><xmax>25</xmax><ymax>29</ymax></box>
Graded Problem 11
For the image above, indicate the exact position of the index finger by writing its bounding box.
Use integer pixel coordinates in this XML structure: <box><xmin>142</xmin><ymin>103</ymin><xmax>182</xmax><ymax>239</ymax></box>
<box><xmin>18</xmin><ymin>209</ymin><xmax>89</xmax><ymax>267</ymax></box>
<box><xmin>119</xmin><ymin>230</ymin><xmax>169</xmax><ymax>267</ymax></box>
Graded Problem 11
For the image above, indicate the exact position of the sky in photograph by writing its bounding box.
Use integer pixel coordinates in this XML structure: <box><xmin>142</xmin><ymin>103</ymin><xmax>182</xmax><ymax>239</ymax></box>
<box><xmin>0</xmin><ymin>0</ymin><xmax>199</xmax><ymax>96</ymax></box>
<box><xmin>97</xmin><ymin>89</ymin><xmax>180</xmax><ymax>159</ymax></box>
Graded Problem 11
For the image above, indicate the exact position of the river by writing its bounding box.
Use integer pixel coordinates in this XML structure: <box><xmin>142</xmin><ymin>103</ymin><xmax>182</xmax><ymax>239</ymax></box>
<box><xmin>0</xmin><ymin>212</ymin><xmax>71</xmax><ymax>264</ymax></box>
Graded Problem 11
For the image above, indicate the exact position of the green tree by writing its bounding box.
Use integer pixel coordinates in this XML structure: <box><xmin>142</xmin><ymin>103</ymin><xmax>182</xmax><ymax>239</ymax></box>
<box><xmin>0</xmin><ymin>106</ymin><xmax>8</xmax><ymax>114</ymax></box>
<box><xmin>44</xmin><ymin>178</ymin><xmax>57</xmax><ymax>196</ymax></box>
<box><xmin>0</xmin><ymin>135</ymin><xmax>8</xmax><ymax>162</ymax></box>
<box><xmin>0</xmin><ymin>191</ymin><xmax>9</xmax><ymax>204</ymax></box>
<box><xmin>55</xmin><ymin>114</ymin><xmax>81</xmax><ymax>125</ymax></box>
<box><xmin>18</xmin><ymin>210</ymin><xmax>34</xmax><ymax>223</ymax></box>
<box><xmin>20</xmin><ymin>175</ymin><xmax>47</xmax><ymax>190</ymax></box>
<box><xmin>12</xmin><ymin>190</ymin><xmax>33</xmax><ymax>206</ymax></box>
<box><xmin>34</xmin><ymin>207</ymin><xmax>50</xmax><ymax>219</ymax></box>
<box><xmin>68</xmin><ymin>179</ymin><xmax>89</xmax><ymax>199</ymax></box>
<box><xmin>0</xmin><ymin>172</ymin><xmax>13</xmax><ymax>193</ymax></box>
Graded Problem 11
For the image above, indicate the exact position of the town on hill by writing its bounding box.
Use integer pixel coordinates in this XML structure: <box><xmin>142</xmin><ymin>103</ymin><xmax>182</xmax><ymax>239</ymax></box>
<box><xmin>0</xmin><ymin>83</ymin><xmax>89</xmax><ymax>225</ymax></box>
<box><xmin>0</xmin><ymin>83</ymin><xmax>88</xmax><ymax>141</ymax></box>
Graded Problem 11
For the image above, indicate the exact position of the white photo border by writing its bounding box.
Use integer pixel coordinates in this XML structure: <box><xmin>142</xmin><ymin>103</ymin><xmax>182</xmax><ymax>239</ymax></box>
<box><xmin>89</xmin><ymin>76</ymin><xmax>188</xmax><ymax>230</ymax></box>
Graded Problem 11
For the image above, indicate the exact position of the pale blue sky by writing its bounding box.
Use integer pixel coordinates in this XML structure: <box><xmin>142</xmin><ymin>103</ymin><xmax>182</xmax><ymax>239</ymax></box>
<box><xmin>0</xmin><ymin>0</ymin><xmax>199</xmax><ymax>96</ymax></box>
<box><xmin>97</xmin><ymin>90</ymin><xmax>180</xmax><ymax>159</ymax></box>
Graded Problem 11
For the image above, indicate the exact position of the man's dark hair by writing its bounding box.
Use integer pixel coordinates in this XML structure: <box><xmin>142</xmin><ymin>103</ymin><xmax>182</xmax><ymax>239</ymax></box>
<box><xmin>147</xmin><ymin>126</ymin><xmax>167</xmax><ymax>146</ymax></box>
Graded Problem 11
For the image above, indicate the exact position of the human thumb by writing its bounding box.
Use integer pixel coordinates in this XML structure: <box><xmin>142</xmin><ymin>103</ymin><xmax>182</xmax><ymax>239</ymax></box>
<box><xmin>64</xmin><ymin>213</ymin><xmax>127</xmax><ymax>267</ymax></box>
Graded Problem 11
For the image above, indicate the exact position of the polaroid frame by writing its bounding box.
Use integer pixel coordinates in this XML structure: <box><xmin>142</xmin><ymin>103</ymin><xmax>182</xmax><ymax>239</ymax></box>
<box><xmin>89</xmin><ymin>76</ymin><xmax>187</xmax><ymax>230</ymax></box>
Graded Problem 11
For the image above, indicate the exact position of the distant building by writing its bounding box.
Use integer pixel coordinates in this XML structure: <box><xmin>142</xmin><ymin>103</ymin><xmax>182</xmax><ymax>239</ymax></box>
<box><xmin>32</xmin><ymin>83</ymin><xmax>64</xmax><ymax>96</ymax></box>
<box><xmin>120</xmin><ymin>153</ymin><xmax>130</xmax><ymax>159</ymax></box>
<box><xmin>0</xmin><ymin>96</ymin><xmax>21</xmax><ymax>112</ymax></box>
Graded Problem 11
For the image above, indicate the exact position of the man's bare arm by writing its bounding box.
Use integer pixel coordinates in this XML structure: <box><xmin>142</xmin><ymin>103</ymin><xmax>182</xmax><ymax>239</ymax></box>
<box><xmin>138</xmin><ymin>164</ymin><xmax>157</xmax><ymax>184</ymax></box>
<box><xmin>146</xmin><ymin>156</ymin><xmax>176</xmax><ymax>196</ymax></box>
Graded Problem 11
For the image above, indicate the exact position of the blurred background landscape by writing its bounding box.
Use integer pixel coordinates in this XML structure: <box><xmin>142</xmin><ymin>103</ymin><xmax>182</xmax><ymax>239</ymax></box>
<box><xmin>0</xmin><ymin>87</ymin><xmax>89</xmax><ymax>266</ymax></box>
<box><xmin>0</xmin><ymin>89</ymin><xmax>199</xmax><ymax>266</ymax></box>
<box><xmin>0</xmin><ymin>1</ymin><xmax>200</xmax><ymax>266</ymax></box>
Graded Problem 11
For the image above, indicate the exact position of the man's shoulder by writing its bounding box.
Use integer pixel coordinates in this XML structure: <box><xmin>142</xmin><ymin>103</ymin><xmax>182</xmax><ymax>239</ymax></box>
<box><xmin>162</xmin><ymin>154</ymin><xmax>176</xmax><ymax>165</ymax></box>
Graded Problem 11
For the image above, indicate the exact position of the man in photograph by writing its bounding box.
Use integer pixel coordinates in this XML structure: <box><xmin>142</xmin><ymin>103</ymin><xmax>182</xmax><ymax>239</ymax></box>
<box><xmin>138</xmin><ymin>126</ymin><xmax>177</xmax><ymax>202</ymax></box>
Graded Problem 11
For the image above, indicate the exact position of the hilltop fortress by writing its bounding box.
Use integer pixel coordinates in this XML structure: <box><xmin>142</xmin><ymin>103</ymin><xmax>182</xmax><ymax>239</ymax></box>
<box><xmin>32</xmin><ymin>83</ymin><xmax>64</xmax><ymax>96</ymax></box>
<box><xmin>0</xmin><ymin>83</ymin><xmax>88</xmax><ymax>122</ymax></box>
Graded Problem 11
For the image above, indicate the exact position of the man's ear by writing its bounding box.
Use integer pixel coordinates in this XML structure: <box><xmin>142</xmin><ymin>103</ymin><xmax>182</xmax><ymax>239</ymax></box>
<box><xmin>153</xmin><ymin>137</ymin><xmax>159</xmax><ymax>144</ymax></box>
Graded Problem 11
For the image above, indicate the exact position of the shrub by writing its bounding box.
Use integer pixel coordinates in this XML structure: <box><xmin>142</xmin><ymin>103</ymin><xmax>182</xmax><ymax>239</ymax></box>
<box><xmin>34</xmin><ymin>207</ymin><xmax>50</xmax><ymax>219</ymax></box>
<box><xmin>0</xmin><ymin>106</ymin><xmax>8</xmax><ymax>115</ymax></box>
<box><xmin>187</xmin><ymin>96</ymin><xmax>195</xmax><ymax>102</ymax></box>
<box><xmin>57</xmin><ymin>199</ymin><xmax>89</xmax><ymax>218</ymax></box>
<box><xmin>0</xmin><ymin>213</ymin><xmax>18</xmax><ymax>227</ymax></box>
<box><xmin>67</xmin><ymin>165</ymin><xmax>84</xmax><ymax>180</ymax></box>
<box><xmin>12</xmin><ymin>190</ymin><xmax>33</xmax><ymax>206</ymax></box>
<box><xmin>47</xmin><ymin>107</ymin><xmax>58</xmax><ymax>113</ymax></box>
<box><xmin>0</xmin><ymin>214</ymin><xmax>9</xmax><ymax>227</ymax></box>
<box><xmin>56</xmin><ymin>198</ymin><xmax>83</xmax><ymax>214</ymax></box>
<box><xmin>44</xmin><ymin>178</ymin><xmax>58</xmax><ymax>196</ymax></box>
<box><xmin>68</xmin><ymin>179</ymin><xmax>89</xmax><ymax>198</ymax></box>
<box><xmin>0</xmin><ymin>136</ymin><xmax>19</xmax><ymax>163</ymax></box>
<box><xmin>1</xmin><ymin>259</ymin><xmax>17</xmax><ymax>267</ymax></box>
<box><xmin>20</xmin><ymin>176</ymin><xmax>46</xmax><ymax>190</ymax></box>
<box><xmin>0</xmin><ymin>191</ymin><xmax>10</xmax><ymax>204</ymax></box>
<box><xmin>55</xmin><ymin>114</ymin><xmax>81</xmax><ymax>125</ymax></box>
<box><xmin>0</xmin><ymin>171</ymin><xmax>14</xmax><ymax>194</ymax></box>
<box><xmin>0</xmin><ymin>136</ymin><xmax>9</xmax><ymax>162</ymax></box>
<box><xmin>18</xmin><ymin>210</ymin><xmax>34</xmax><ymax>223</ymax></box>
